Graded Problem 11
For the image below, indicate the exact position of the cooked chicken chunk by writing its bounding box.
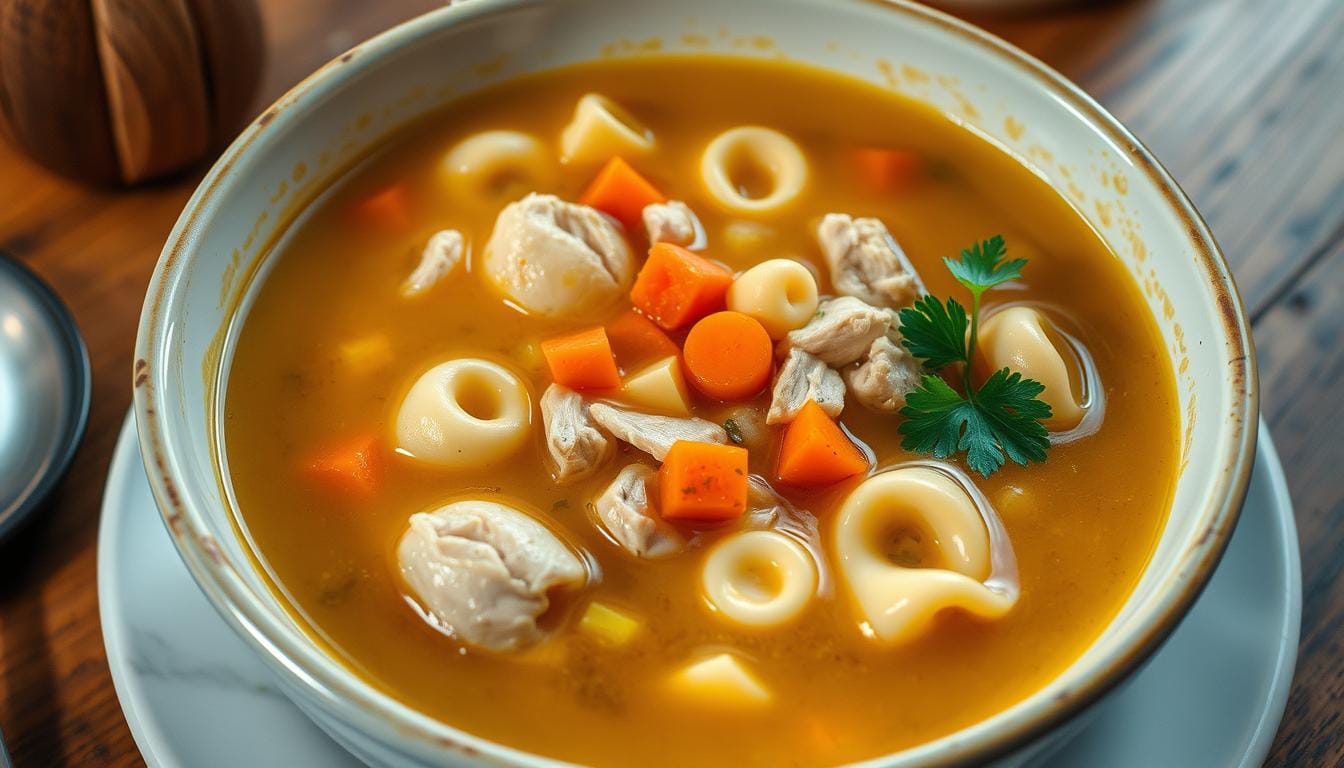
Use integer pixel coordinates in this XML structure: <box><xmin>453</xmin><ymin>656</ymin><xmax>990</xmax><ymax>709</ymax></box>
<box><xmin>779</xmin><ymin>296</ymin><xmax>893</xmax><ymax>367</ymax></box>
<box><xmin>541</xmin><ymin>384</ymin><xmax>612</xmax><ymax>482</ymax></box>
<box><xmin>397</xmin><ymin>500</ymin><xmax>586</xmax><ymax>652</ymax></box>
<box><xmin>845</xmin><ymin>334</ymin><xmax>923</xmax><ymax>412</ymax></box>
<box><xmin>483</xmin><ymin>193</ymin><xmax>633</xmax><ymax>318</ymax></box>
<box><xmin>588</xmin><ymin>402</ymin><xmax>728</xmax><ymax>461</ymax></box>
<box><xmin>593</xmin><ymin>464</ymin><xmax>683</xmax><ymax>558</ymax></box>
<box><xmin>744</xmin><ymin>476</ymin><xmax>784</xmax><ymax>529</ymax></box>
<box><xmin>743</xmin><ymin>476</ymin><xmax>818</xmax><ymax>541</ymax></box>
<box><xmin>401</xmin><ymin>229</ymin><xmax>465</xmax><ymax>298</ymax></box>
<box><xmin>767</xmin><ymin>348</ymin><xmax>845</xmax><ymax>424</ymax></box>
<box><xmin>642</xmin><ymin>200</ymin><xmax>702</xmax><ymax>247</ymax></box>
<box><xmin>816</xmin><ymin>214</ymin><xmax>924</xmax><ymax>309</ymax></box>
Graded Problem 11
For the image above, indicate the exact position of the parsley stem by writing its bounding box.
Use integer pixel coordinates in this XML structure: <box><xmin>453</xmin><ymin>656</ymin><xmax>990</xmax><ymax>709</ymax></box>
<box><xmin>963</xmin><ymin>291</ymin><xmax>982</xmax><ymax>402</ymax></box>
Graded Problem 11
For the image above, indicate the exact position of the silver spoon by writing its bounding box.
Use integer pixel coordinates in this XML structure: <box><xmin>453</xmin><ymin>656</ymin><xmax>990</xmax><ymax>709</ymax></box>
<box><xmin>0</xmin><ymin>253</ymin><xmax>91</xmax><ymax>768</ymax></box>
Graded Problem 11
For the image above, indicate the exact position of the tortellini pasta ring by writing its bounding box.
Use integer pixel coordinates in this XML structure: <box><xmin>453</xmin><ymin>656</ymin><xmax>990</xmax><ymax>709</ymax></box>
<box><xmin>702</xmin><ymin>530</ymin><xmax>818</xmax><ymax>628</ymax></box>
<box><xmin>442</xmin><ymin>130</ymin><xmax>553</xmax><ymax>203</ymax></box>
<box><xmin>832</xmin><ymin>465</ymin><xmax>1019</xmax><ymax>645</ymax></box>
<box><xmin>727</xmin><ymin>258</ymin><xmax>820</xmax><ymax>339</ymax></box>
<box><xmin>701</xmin><ymin>127</ymin><xmax>808</xmax><ymax>214</ymax></box>
<box><xmin>979</xmin><ymin>304</ymin><xmax>1105</xmax><ymax>440</ymax></box>
<box><xmin>395</xmin><ymin>358</ymin><xmax>532</xmax><ymax>468</ymax></box>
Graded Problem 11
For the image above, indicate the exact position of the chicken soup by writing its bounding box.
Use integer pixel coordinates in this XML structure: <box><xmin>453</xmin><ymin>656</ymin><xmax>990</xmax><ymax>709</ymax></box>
<box><xmin>225</xmin><ymin>56</ymin><xmax>1178</xmax><ymax>767</ymax></box>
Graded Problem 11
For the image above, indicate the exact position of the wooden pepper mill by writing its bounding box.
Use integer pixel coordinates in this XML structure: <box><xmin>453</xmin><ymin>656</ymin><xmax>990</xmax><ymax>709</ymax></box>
<box><xmin>0</xmin><ymin>0</ymin><xmax>264</xmax><ymax>185</ymax></box>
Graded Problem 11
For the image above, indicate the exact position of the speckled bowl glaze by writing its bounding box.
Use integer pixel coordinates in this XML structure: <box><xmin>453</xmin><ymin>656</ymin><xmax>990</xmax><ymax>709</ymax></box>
<box><xmin>132</xmin><ymin>1</ymin><xmax>1257</xmax><ymax>765</ymax></box>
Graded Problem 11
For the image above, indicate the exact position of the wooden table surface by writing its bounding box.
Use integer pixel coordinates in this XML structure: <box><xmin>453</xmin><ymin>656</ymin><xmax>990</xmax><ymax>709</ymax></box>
<box><xmin>0</xmin><ymin>0</ymin><xmax>1339</xmax><ymax>765</ymax></box>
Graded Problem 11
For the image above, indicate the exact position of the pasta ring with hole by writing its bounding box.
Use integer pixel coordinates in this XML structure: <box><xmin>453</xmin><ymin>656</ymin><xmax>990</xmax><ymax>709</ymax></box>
<box><xmin>832</xmin><ymin>464</ymin><xmax>1018</xmax><ymax>644</ymax></box>
<box><xmin>395</xmin><ymin>358</ymin><xmax>532</xmax><ymax>468</ymax></box>
<box><xmin>700</xmin><ymin>126</ymin><xmax>808</xmax><ymax>214</ymax></box>
<box><xmin>727</xmin><ymin>258</ymin><xmax>820</xmax><ymax>338</ymax></box>
<box><xmin>441</xmin><ymin>130</ymin><xmax>553</xmax><ymax>205</ymax></box>
<box><xmin>702</xmin><ymin>529</ymin><xmax>818</xmax><ymax>628</ymax></box>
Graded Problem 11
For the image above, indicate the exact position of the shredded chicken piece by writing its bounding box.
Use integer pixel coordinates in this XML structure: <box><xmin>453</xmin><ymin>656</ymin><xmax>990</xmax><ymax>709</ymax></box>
<box><xmin>642</xmin><ymin>200</ymin><xmax>702</xmax><ymax>247</ymax></box>
<box><xmin>401</xmin><ymin>229</ymin><xmax>466</xmax><ymax>298</ymax></box>
<box><xmin>540</xmin><ymin>384</ymin><xmax>612</xmax><ymax>482</ymax></box>
<box><xmin>483</xmin><ymin>193</ymin><xmax>633</xmax><ymax>318</ymax></box>
<box><xmin>743</xmin><ymin>476</ymin><xmax>783</xmax><ymax>529</ymax></box>
<box><xmin>592</xmin><ymin>464</ymin><xmax>683</xmax><ymax>558</ymax></box>
<box><xmin>767</xmin><ymin>348</ymin><xmax>845</xmax><ymax>425</ymax></box>
<box><xmin>816</xmin><ymin>214</ymin><xmax>924</xmax><ymax>308</ymax></box>
<box><xmin>397</xmin><ymin>500</ymin><xmax>586</xmax><ymax>652</ymax></box>
<box><xmin>743</xmin><ymin>476</ymin><xmax>818</xmax><ymax>543</ymax></box>
<box><xmin>845</xmin><ymin>334</ymin><xmax>923</xmax><ymax>412</ymax></box>
<box><xmin>588</xmin><ymin>402</ymin><xmax>728</xmax><ymax>461</ymax></box>
<box><xmin>779</xmin><ymin>296</ymin><xmax>893</xmax><ymax>367</ymax></box>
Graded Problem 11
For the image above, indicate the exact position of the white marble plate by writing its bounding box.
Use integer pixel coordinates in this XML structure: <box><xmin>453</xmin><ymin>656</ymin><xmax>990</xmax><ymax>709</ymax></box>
<box><xmin>98</xmin><ymin>413</ymin><xmax>1299</xmax><ymax>768</ymax></box>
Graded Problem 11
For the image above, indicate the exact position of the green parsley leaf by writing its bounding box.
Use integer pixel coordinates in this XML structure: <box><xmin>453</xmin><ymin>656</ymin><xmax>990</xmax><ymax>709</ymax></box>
<box><xmin>898</xmin><ymin>295</ymin><xmax>970</xmax><ymax>371</ymax></box>
<box><xmin>896</xmin><ymin>235</ymin><xmax>1053</xmax><ymax>478</ymax></box>
<box><xmin>898</xmin><ymin>375</ymin><xmax>973</xmax><ymax>459</ymax></box>
<box><xmin>899</xmin><ymin>368</ymin><xmax>1053</xmax><ymax>479</ymax></box>
<box><xmin>943</xmin><ymin>235</ymin><xmax>1026</xmax><ymax>297</ymax></box>
<box><xmin>723</xmin><ymin>418</ymin><xmax>745</xmax><ymax>445</ymax></box>
<box><xmin>964</xmin><ymin>368</ymin><xmax>1052</xmax><ymax>476</ymax></box>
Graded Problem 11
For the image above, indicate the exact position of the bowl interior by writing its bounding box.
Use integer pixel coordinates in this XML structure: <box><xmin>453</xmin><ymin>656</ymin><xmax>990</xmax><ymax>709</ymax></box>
<box><xmin>134</xmin><ymin>0</ymin><xmax>1255</xmax><ymax>764</ymax></box>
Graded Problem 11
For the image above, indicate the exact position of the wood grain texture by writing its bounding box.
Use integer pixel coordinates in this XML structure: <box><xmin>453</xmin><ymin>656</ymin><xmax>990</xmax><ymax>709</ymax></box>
<box><xmin>0</xmin><ymin>0</ymin><xmax>121</xmax><ymax>183</ymax></box>
<box><xmin>0</xmin><ymin>1</ymin><xmax>1337</xmax><ymax>765</ymax></box>
<box><xmin>182</xmin><ymin>0</ymin><xmax>266</xmax><ymax>143</ymax></box>
<box><xmin>0</xmin><ymin>0</ymin><xmax>264</xmax><ymax>185</ymax></box>
<box><xmin>90</xmin><ymin>0</ymin><xmax>210</xmax><ymax>182</ymax></box>
<box><xmin>1255</xmin><ymin>241</ymin><xmax>1344</xmax><ymax>768</ymax></box>
<box><xmin>978</xmin><ymin>0</ymin><xmax>1344</xmax><ymax>318</ymax></box>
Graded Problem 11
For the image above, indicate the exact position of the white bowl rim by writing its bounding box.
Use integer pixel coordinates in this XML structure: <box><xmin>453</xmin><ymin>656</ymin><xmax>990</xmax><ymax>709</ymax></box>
<box><xmin>131</xmin><ymin>0</ymin><xmax>1259</xmax><ymax>765</ymax></box>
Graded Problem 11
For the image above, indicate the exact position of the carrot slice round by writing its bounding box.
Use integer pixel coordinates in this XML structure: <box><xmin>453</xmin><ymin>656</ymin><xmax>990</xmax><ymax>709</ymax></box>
<box><xmin>682</xmin><ymin>311</ymin><xmax>773</xmax><ymax>401</ymax></box>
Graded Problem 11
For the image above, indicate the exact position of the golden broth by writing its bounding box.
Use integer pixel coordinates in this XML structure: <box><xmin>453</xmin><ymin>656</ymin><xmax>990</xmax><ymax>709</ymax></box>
<box><xmin>225</xmin><ymin>57</ymin><xmax>1178</xmax><ymax>767</ymax></box>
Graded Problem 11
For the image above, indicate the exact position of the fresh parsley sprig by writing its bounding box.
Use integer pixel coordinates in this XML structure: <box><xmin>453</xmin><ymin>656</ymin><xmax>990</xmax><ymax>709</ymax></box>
<box><xmin>897</xmin><ymin>235</ymin><xmax>1050</xmax><ymax>478</ymax></box>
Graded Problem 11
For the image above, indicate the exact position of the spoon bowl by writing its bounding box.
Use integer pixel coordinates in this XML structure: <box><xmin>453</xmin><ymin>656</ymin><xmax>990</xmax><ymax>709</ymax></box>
<box><xmin>0</xmin><ymin>254</ymin><xmax>90</xmax><ymax>544</ymax></box>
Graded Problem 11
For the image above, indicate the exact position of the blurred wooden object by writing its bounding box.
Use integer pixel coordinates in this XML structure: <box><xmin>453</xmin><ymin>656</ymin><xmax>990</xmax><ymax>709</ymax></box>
<box><xmin>0</xmin><ymin>1</ymin><xmax>1338</xmax><ymax>766</ymax></box>
<box><xmin>0</xmin><ymin>0</ymin><xmax>263</xmax><ymax>184</ymax></box>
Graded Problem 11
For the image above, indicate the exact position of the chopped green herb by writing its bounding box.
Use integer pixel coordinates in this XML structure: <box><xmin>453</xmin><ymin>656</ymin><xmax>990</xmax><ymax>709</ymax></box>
<box><xmin>899</xmin><ymin>294</ymin><xmax>969</xmax><ymax>371</ymax></box>
<box><xmin>897</xmin><ymin>235</ymin><xmax>1051</xmax><ymax>478</ymax></box>
<box><xmin>723</xmin><ymin>418</ymin><xmax>745</xmax><ymax>445</ymax></box>
<box><xmin>942</xmin><ymin>234</ymin><xmax>1024</xmax><ymax>295</ymax></box>
<box><xmin>551</xmin><ymin>498</ymin><xmax>570</xmax><ymax>511</ymax></box>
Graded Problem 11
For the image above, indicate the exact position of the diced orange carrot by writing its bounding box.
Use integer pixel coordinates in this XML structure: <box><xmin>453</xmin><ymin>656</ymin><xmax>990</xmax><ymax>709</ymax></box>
<box><xmin>305</xmin><ymin>435</ymin><xmax>383</xmax><ymax>497</ymax></box>
<box><xmin>353</xmin><ymin>184</ymin><xmax>411</xmax><ymax>230</ymax></box>
<box><xmin>630</xmin><ymin>243</ymin><xmax>734</xmax><ymax>330</ymax></box>
<box><xmin>682</xmin><ymin>311</ymin><xmax>773</xmax><ymax>401</ymax></box>
<box><xmin>852</xmin><ymin>147</ymin><xmax>922</xmax><ymax>194</ymax></box>
<box><xmin>541</xmin><ymin>326</ymin><xmax>622</xmax><ymax>390</ymax></box>
<box><xmin>606</xmin><ymin>309</ymin><xmax>680</xmax><ymax>373</ymax></box>
<box><xmin>579</xmin><ymin>157</ymin><xmax>666</xmax><ymax>231</ymax></box>
<box><xmin>776</xmin><ymin>401</ymin><xmax>869</xmax><ymax>487</ymax></box>
<box><xmin>659</xmin><ymin>441</ymin><xmax>749</xmax><ymax>523</ymax></box>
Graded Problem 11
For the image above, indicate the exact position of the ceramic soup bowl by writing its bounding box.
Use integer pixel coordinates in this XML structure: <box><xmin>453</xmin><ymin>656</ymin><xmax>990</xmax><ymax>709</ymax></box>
<box><xmin>132</xmin><ymin>0</ymin><xmax>1257</xmax><ymax>765</ymax></box>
